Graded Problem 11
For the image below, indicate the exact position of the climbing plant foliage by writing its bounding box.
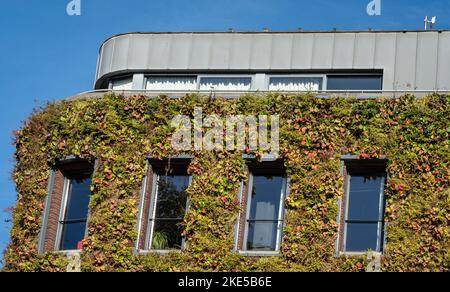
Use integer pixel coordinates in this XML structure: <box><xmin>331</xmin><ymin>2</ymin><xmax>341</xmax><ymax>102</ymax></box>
<box><xmin>3</xmin><ymin>93</ymin><xmax>449</xmax><ymax>272</ymax></box>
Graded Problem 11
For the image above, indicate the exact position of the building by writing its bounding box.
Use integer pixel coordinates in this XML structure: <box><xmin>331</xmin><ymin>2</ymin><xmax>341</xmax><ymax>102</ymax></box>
<box><xmin>4</xmin><ymin>31</ymin><xmax>449</xmax><ymax>272</ymax></box>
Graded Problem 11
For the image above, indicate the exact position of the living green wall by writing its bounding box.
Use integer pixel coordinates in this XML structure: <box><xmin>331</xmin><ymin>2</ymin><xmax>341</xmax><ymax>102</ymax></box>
<box><xmin>3</xmin><ymin>93</ymin><xmax>449</xmax><ymax>272</ymax></box>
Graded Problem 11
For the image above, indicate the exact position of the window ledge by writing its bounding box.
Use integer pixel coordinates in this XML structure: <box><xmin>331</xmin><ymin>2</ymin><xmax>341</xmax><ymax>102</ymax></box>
<box><xmin>238</xmin><ymin>251</ymin><xmax>280</xmax><ymax>257</ymax></box>
<box><xmin>55</xmin><ymin>249</ymin><xmax>83</xmax><ymax>256</ymax></box>
<box><xmin>136</xmin><ymin>249</ymin><xmax>182</xmax><ymax>256</ymax></box>
<box><xmin>338</xmin><ymin>251</ymin><xmax>383</xmax><ymax>257</ymax></box>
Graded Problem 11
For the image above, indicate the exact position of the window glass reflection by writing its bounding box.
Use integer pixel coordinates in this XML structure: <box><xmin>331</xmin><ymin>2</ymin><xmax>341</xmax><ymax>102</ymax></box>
<box><xmin>246</xmin><ymin>175</ymin><xmax>285</xmax><ymax>252</ymax></box>
<box><xmin>348</xmin><ymin>176</ymin><xmax>383</xmax><ymax>221</ymax></box>
<box><xmin>327</xmin><ymin>75</ymin><xmax>382</xmax><ymax>90</ymax></box>
<box><xmin>249</xmin><ymin>176</ymin><xmax>283</xmax><ymax>221</ymax></box>
<box><xmin>199</xmin><ymin>77</ymin><xmax>252</xmax><ymax>91</ymax></box>
<box><xmin>111</xmin><ymin>78</ymin><xmax>133</xmax><ymax>90</ymax></box>
<box><xmin>146</xmin><ymin>77</ymin><xmax>197</xmax><ymax>91</ymax></box>
<box><xmin>269</xmin><ymin>77</ymin><xmax>322</xmax><ymax>91</ymax></box>
<box><xmin>344</xmin><ymin>172</ymin><xmax>386</xmax><ymax>253</ymax></box>
<box><xmin>151</xmin><ymin>175</ymin><xmax>189</xmax><ymax>250</ymax></box>
<box><xmin>345</xmin><ymin>223</ymin><xmax>379</xmax><ymax>252</ymax></box>
<box><xmin>247</xmin><ymin>222</ymin><xmax>278</xmax><ymax>251</ymax></box>
<box><xmin>60</xmin><ymin>222</ymin><xmax>88</xmax><ymax>251</ymax></box>
<box><xmin>60</xmin><ymin>177</ymin><xmax>91</xmax><ymax>251</ymax></box>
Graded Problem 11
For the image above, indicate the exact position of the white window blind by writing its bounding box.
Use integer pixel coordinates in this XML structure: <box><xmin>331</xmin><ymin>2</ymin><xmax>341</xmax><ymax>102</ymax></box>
<box><xmin>111</xmin><ymin>78</ymin><xmax>133</xmax><ymax>90</ymax></box>
<box><xmin>146</xmin><ymin>77</ymin><xmax>197</xmax><ymax>91</ymax></box>
<box><xmin>269</xmin><ymin>77</ymin><xmax>322</xmax><ymax>91</ymax></box>
<box><xmin>199</xmin><ymin>77</ymin><xmax>252</xmax><ymax>91</ymax></box>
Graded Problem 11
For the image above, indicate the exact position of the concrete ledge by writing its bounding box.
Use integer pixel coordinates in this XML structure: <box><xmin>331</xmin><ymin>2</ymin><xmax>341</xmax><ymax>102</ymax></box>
<box><xmin>238</xmin><ymin>251</ymin><xmax>280</xmax><ymax>257</ymax></box>
<box><xmin>67</xmin><ymin>89</ymin><xmax>450</xmax><ymax>102</ymax></box>
<box><xmin>136</xmin><ymin>249</ymin><xmax>183</xmax><ymax>256</ymax></box>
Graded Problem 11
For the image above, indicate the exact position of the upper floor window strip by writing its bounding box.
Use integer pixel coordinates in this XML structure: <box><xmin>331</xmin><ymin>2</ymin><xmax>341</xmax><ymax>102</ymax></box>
<box><xmin>113</xmin><ymin>73</ymin><xmax>383</xmax><ymax>92</ymax></box>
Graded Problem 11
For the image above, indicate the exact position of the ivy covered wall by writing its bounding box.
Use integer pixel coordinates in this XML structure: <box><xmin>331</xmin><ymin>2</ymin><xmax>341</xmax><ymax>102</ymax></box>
<box><xmin>3</xmin><ymin>93</ymin><xmax>449</xmax><ymax>272</ymax></box>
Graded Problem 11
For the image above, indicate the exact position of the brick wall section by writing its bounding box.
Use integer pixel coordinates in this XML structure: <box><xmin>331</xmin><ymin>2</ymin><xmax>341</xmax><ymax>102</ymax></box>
<box><xmin>138</xmin><ymin>167</ymin><xmax>154</xmax><ymax>250</ymax></box>
<box><xmin>337</xmin><ymin>165</ymin><xmax>349</xmax><ymax>253</ymax></box>
<box><xmin>44</xmin><ymin>170</ymin><xmax>65</xmax><ymax>252</ymax></box>
<box><xmin>236</xmin><ymin>168</ymin><xmax>250</xmax><ymax>251</ymax></box>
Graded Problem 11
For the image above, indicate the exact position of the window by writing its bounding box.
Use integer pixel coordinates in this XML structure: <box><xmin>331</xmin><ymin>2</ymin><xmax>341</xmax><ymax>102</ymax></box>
<box><xmin>110</xmin><ymin>77</ymin><xmax>133</xmax><ymax>90</ymax></box>
<box><xmin>146</xmin><ymin>76</ymin><xmax>197</xmax><ymax>91</ymax></box>
<box><xmin>199</xmin><ymin>77</ymin><xmax>252</xmax><ymax>91</ymax></box>
<box><xmin>137</xmin><ymin>159</ymin><xmax>191</xmax><ymax>252</ymax></box>
<box><xmin>58</xmin><ymin>175</ymin><xmax>92</xmax><ymax>251</ymax></box>
<box><xmin>38</xmin><ymin>158</ymin><xmax>94</xmax><ymax>253</ymax></box>
<box><xmin>340</xmin><ymin>159</ymin><xmax>387</xmax><ymax>254</ymax></box>
<box><xmin>236</xmin><ymin>161</ymin><xmax>288</xmax><ymax>254</ymax></box>
<box><xmin>245</xmin><ymin>175</ymin><xmax>287</xmax><ymax>251</ymax></box>
<box><xmin>269</xmin><ymin>77</ymin><xmax>323</xmax><ymax>91</ymax></box>
<box><xmin>326</xmin><ymin>75</ymin><xmax>383</xmax><ymax>91</ymax></box>
<box><xmin>148</xmin><ymin>174</ymin><xmax>190</xmax><ymax>250</ymax></box>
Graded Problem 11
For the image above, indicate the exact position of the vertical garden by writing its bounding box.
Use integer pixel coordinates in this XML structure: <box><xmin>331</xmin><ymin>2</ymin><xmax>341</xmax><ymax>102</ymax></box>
<box><xmin>3</xmin><ymin>93</ymin><xmax>449</xmax><ymax>272</ymax></box>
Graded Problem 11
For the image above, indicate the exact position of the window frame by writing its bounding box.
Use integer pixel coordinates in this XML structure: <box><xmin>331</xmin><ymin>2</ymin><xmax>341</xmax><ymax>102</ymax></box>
<box><xmin>197</xmin><ymin>74</ymin><xmax>254</xmax><ymax>91</ymax></box>
<box><xmin>325</xmin><ymin>73</ymin><xmax>383</xmax><ymax>91</ymax></box>
<box><xmin>55</xmin><ymin>175</ymin><xmax>92</xmax><ymax>252</ymax></box>
<box><xmin>143</xmin><ymin>169</ymin><xmax>192</xmax><ymax>253</ymax></box>
<box><xmin>240</xmin><ymin>170</ymin><xmax>289</xmax><ymax>255</ymax></box>
<box><xmin>340</xmin><ymin>161</ymin><xmax>387</xmax><ymax>255</ymax></box>
<box><xmin>109</xmin><ymin>76</ymin><xmax>134</xmax><ymax>90</ymax></box>
<box><xmin>38</xmin><ymin>158</ymin><xmax>95</xmax><ymax>254</ymax></box>
<box><xmin>144</xmin><ymin>75</ymin><xmax>199</xmax><ymax>91</ymax></box>
<box><xmin>266</xmin><ymin>74</ymin><xmax>326</xmax><ymax>91</ymax></box>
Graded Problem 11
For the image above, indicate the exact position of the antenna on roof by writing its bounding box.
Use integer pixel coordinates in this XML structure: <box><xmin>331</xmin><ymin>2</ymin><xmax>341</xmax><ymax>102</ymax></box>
<box><xmin>424</xmin><ymin>16</ymin><xmax>437</xmax><ymax>30</ymax></box>
<box><xmin>263</xmin><ymin>27</ymin><xmax>269</xmax><ymax>33</ymax></box>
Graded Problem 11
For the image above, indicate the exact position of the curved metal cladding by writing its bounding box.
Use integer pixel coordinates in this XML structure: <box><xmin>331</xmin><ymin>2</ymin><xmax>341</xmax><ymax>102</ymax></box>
<box><xmin>95</xmin><ymin>31</ymin><xmax>450</xmax><ymax>91</ymax></box>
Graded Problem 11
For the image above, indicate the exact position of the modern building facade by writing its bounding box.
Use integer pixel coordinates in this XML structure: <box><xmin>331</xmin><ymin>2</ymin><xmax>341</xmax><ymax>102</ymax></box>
<box><xmin>92</xmin><ymin>30</ymin><xmax>450</xmax><ymax>97</ymax></box>
<box><xmin>4</xmin><ymin>30</ymin><xmax>449</xmax><ymax>272</ymax></box>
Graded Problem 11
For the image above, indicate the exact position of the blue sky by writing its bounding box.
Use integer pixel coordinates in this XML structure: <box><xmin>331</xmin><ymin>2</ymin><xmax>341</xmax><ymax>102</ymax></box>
<box><xmin>0</xmin><ymin>0</ymin><xmax>449</xmax><ymax>266</ymax></box>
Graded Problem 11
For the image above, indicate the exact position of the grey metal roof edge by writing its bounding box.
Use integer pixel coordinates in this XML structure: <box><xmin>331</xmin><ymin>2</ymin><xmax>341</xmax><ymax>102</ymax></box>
<box><xmin>97</xmin><ymin>29</ymin><xmax>450</xmax><ymax>54</ymax></box>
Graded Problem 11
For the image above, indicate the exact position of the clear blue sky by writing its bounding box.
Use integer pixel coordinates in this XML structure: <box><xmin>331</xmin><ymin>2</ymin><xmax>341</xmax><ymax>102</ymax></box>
<box><xmin>0</xmin><ymin>0</ymin><xmax>449</xmax><ymax>266</ymax></box>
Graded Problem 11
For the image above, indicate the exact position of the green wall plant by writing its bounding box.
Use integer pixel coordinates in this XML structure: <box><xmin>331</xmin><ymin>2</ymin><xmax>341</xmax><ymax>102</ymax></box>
<box><xmin>3</xmin><ymin>93</ymin><xmax>449</xmax><ymax>272</ymax></box>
